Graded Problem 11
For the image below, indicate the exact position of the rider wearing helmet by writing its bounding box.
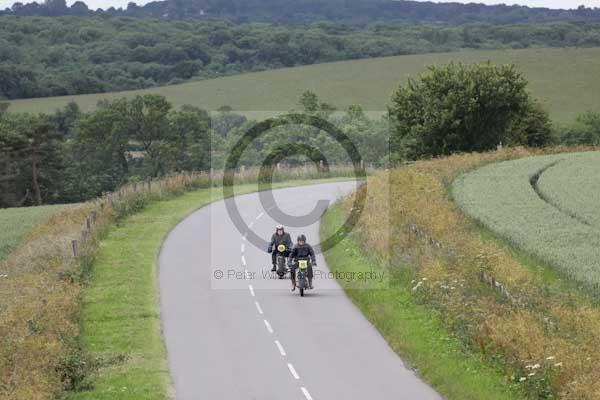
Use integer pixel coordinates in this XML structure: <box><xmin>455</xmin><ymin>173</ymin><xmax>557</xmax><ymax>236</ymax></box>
<box><xmin>267</xmin><ymin>224</ymin><xmax>293</xmax><ymax>272</ymax></box>
<box><xmin>288</xmin><ymin>234</ymin><xmax>316</xmax><ymax>291</ymax></box>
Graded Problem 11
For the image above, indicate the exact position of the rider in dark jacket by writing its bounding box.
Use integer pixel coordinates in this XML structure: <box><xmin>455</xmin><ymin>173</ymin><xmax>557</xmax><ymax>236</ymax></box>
<box><xmin>288</xmin><ymin>234</ymin><xmax>316</xmax><ymax>291</ymax></box>
<box><xmin>267</xmin><ymin>225</ymin><xmax>292</xmax><ymax>272</ymax></box>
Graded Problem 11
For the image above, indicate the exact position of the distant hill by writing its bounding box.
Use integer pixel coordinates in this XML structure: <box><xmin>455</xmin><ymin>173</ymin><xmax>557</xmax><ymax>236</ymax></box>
<box><xmin>3</xmin><ymin>0</ymin><xmax>600</xmax><ymax>25</ymax></box>
<box><xmin>4</xmin><ymin>13</ymin><xmax>600</xmax><ymax>101</ymax></box>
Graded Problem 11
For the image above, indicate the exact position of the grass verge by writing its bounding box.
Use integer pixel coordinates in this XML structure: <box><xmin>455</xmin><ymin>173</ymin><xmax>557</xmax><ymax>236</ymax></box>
<box><xmin>320</xmin><ymin>203</ymin><xmax>524</xmax><ymax>400</ymax></box>
<box><xmin>67</xmin><ymin>178</ymin><xmax>350</xmax><ymax>400</ymax></box>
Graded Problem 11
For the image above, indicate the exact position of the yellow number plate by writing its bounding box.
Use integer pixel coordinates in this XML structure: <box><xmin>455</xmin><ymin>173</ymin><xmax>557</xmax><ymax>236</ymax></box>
<box><xmin>299</xmin><ymin>260</ymin><xmax>308</xmax><ymax>269</ymax></box>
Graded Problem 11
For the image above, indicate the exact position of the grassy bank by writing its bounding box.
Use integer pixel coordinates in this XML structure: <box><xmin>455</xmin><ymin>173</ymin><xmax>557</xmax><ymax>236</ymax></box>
<box><xmin>68</xmin><ymin>178</ymin><xmax>349</xmax><ymax>400</ymax></box>
<box><xmin>0</xmin><ymin>204</ymin><xmax>70</xmax><ymax>261</ymax></box>
<box><xmin>331</xmin><ymin>147</ymin><xmax>600</xmax><ymax>399</ymax></box>
<box><xmin>2</xmin><ymin>172</ymin><xmax>212</xmax><ymax>400</ymax></box>
<box><xmin>320</xmin><ymin>204</ymin><xmax>523</xmax><ymax>400</ymax></box>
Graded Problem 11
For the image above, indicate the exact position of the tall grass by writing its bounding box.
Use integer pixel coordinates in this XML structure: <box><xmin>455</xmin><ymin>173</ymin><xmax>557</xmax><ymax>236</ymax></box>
<box><xmin>344</xmin><ymin>146</ymin><xmax>600</xmax><ymax>399</ymax></box>
<box><xmin>0</xmin><ymin>204</ymin><xmax>69</xmax><ymax>262</ymax></box>
<box><xmin>0</xmin><ymin>166</ymin><xmax>357</xmax><ymax>400</ymax></box>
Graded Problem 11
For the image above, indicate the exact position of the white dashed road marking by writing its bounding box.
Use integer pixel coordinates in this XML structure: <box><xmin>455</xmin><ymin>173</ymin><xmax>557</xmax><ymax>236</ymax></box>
<box><xmin>242</xmin><ymin>216</ymin><xmax>314</xmax><ymax>399</ymax></box>
<box><xmin>264</xmin><ymin>319</ymin><xmax>274</xmax><ymax>334</ymax></box>
<box><xmin>301</xmin><ymin>387</ymin><xmax>314</xmax><ymax>400</ymax></box>
<box><xmin>275</xmin><ymin>340</ymin><xmax>286</xmax><ymax>356</ymax></box>
<box><xmin>287</xmin><ymin>363</ymin><xmax>300</xmax><ymax>380</ymax></box>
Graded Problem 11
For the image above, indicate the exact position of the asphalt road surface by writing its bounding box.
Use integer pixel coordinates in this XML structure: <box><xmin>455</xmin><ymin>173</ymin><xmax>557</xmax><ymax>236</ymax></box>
<box><xmin>159</xmin><ymin>181</ymin><xmax>441</xmax><ymax>400</ymax></box>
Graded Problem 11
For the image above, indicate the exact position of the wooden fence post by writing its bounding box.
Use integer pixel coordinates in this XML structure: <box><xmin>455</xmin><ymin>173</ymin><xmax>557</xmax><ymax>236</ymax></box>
<box><xmin>71</xmin><ymin>240</ymin><xmax>79</xmax><ymax>258</ymax></box>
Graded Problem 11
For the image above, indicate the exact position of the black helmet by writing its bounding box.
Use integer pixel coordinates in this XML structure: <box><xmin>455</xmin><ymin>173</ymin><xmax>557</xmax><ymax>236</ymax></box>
<box><xmin>297</xmin><ymin>234</ymin><xmax>306</xmax><ymax>242</ymax></box>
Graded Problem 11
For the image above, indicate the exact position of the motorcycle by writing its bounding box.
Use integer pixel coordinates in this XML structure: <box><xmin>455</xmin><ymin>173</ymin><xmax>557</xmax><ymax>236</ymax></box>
<box><xmin>275</xmin><ymin>244</ymin><xmax>288</xmax><ymax>279</ymax></box>
<box><xmin>296</xmin><ymin>259</ymin><xmax>310</xmax><ymax>297</ymax></box>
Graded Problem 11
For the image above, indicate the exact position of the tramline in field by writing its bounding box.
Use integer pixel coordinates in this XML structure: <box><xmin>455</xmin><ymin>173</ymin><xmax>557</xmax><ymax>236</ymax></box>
<box><xmin>453</xmin><ymin>151</ymin><xmax>600</xmax><ymax>289</ymax></box>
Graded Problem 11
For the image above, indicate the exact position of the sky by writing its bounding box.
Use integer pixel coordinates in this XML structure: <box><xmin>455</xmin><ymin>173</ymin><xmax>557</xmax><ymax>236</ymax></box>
<box><xmin>0</xmin><ymin>0</ymin><xmax>598</xmax><ymax>12</ymax></box>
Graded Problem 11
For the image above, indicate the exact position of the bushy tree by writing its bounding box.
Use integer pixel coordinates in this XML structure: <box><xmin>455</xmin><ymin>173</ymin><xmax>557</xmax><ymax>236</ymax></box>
<box><xmin>507</xmin><ymin>100</ymin><xmax>555</xmax><ymax>147</ymax></box>
<box><xmin>388</xmin><ymin>62</ymin><xmax>551</xmax><ymax>161</ymax></box>
<box><xmin>559</xmin><ymin>111</ymin><xmax>600</xmax><ymax>145</ymax></box>
<box><xmin>62</xmin><ymin>94</ymin><xmax>211</xmax><ymax>201</ymax></box>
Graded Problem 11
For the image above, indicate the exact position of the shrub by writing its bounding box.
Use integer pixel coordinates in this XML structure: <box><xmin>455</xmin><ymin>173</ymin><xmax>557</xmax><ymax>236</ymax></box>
<box><xmin>388</xmin><ymin>62</ymin><xmax>551</xmax><ymax>161</ymax></box>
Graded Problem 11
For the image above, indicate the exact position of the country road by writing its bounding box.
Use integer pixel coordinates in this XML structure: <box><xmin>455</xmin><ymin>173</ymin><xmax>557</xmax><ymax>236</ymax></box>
<box><xmin>158</xmin><ymin>181</ymin><xmax>441</xmax><ymax>400</ymax></box>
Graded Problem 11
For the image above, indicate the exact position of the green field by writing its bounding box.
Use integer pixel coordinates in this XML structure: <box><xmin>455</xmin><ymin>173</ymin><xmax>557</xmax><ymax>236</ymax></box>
<box><xmin>8</xmin><ymin>47</ymin><xmax>600</xmax><ymax>124</ymax></box>
<box><xmin>453</xmin><ymin>151</ymin><xmax>600</xmax><ymax>289</ymax></box>
<box><xmin>537</xmin><ymin>152</ymin><xmax>600</xmax><ymax>228</ymax></box>
<box><xmin>0</xmin><ymin>204</ymin><xmax>69</xmax><ymax>261</ymax></box>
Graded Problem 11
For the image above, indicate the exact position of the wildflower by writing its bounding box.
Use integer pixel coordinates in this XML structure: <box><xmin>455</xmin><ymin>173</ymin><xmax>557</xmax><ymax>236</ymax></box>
<box><xmin>519</xmin><ymin>377</ymin><xmax>527</xmax><ymax>382</ymax></box>
<box><xmin>546</xmin><ymin>356</ymin><xmax>555</xmax><ymax>360</ymax></box>
<box><xmin>554</xmin><ymin>362</ymin><xmax>563</xmax><ymax>367</ymax></box>
<box><xmin>412</xmin><ymin>281</ymin><xmax>423</xmax><ymax>291</ymax></box>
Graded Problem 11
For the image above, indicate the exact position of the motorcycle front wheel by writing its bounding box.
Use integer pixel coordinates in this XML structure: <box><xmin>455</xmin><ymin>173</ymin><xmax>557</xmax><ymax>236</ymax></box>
<box><xmin>300</xmin><ymin>288</ymin><xmax>304</xmax><ymax>297</ymax></box>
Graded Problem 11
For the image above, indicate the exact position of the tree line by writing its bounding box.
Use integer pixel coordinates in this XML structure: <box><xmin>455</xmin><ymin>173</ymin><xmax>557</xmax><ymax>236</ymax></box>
<box><xmin>3</xmin><ymin>0</ymin><xmax>600</xmax><ymax>26</ymax></box>
<box><xmin>0</xmin><ymin>96</ymin><xmax>208</xmax><ymax>207</ymax></box>
<box><xmin>0</xmin><ymin>92</ymin><xmax>389</xmax><ymax>208</ymax></box>
<box><xmin>2</xmin><ymin>62</ymin><xmax>600</xmax><ymax>208</ymax></box>
<box><xmin>3</xmin><ymin>15</ymin><xmax>600</xmax><ymax>100</ymax></box>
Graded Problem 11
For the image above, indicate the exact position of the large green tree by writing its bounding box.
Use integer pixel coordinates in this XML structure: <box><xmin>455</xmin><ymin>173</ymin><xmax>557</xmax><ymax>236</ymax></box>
<box><xmin>388</xmin><ymin>62</ymin><xmax>550</xmax><ymax>161</ymax></box>
<box><xmin>62</xmin><ymin>95</ymin><xmax>212</xmax><ymax>201</ymax></box>
<box><xmin>0</xmin><ymin>112</ymin><xmax>64</xmax><ymax>206</ymax></box>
